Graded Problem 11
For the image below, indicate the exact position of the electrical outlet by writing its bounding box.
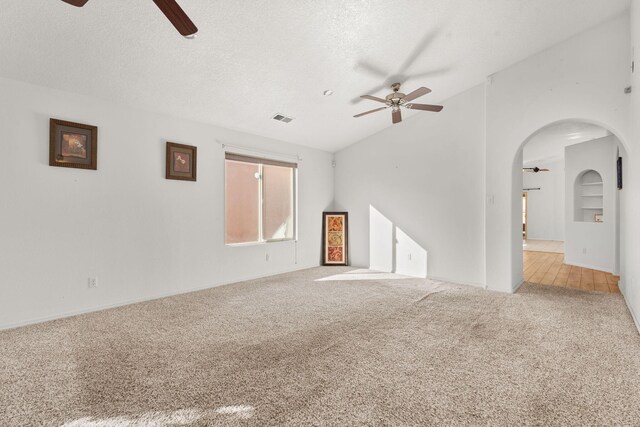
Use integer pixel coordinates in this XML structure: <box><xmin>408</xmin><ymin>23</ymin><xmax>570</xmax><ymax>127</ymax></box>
<box><xmin>88</xmin><ymin>277</ymin><xmax>98</xmax><ymax>288</ymax></box>
<box><xmin>408</xmin><ymin>253</ymin><xmax>412</xmax><ymax>261</ymax></box>
<box><xmin>266</xmin><ymin>253</ymin><xmax>270</xmax><ymax>262</ymax></box>
<box><xmin>582</xmin><ymin>248</ymin><xmax>587</xmax><ymax>255</ymax></box>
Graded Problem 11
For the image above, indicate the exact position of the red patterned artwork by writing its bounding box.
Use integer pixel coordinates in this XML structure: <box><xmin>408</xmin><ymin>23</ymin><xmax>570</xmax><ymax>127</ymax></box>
<box><xmin>323</xmin><ymin>212</ymin><xmax>348</xmax><ymax>265</ymax></box>
<box><xmin>328</xmin><ymin>216</ymin><xmax>343</xmax><ymax>232</ymax></box>
<box><xmin>328</xmin><ymin>247</ymin><xmax>343</xmax><ymax>262</ymax></box>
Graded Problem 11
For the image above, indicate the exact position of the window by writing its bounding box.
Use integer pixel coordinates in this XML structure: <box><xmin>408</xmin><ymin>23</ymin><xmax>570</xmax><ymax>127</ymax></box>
<box><xmin>225</xmin><ymin>153</ymin><xmax>296</xmax><ymax>244</ymax></box>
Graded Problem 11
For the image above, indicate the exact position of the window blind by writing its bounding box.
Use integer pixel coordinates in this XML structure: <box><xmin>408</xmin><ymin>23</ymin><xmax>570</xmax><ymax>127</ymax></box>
<box><xmin>225</xmin><ymin>152</ymin><xmax>297</xmax><ymax>169</ymax></box>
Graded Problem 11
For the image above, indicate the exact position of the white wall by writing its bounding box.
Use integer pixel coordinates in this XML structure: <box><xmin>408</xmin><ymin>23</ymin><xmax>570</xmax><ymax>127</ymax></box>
<box><xmin>334</xmin><ymin>85</ymin><xmax>486</xmax><ymax>286</ymax></box>
<box><xmin>625</xmin><ymin>0</ymin><xmax>640</xmax><ymax>330</ymax></box>
<box><xmin>564</xmin><ymin>136</ymin><xmax>618</xmax><ymax>273</ymax></box>
<box><xmin>485</xmin><ymin>13</ymin><xmax>631</xmax><ymax>292</ymax></box>
<box><xmin>522</xmin><ymin>159</ymin><xmax>564</xmax><ymax>241</ymax></box>
<box><xmin>0</xmin><ymin>77</ymin><xmax>334</xmax><ymax>329</ymax></box>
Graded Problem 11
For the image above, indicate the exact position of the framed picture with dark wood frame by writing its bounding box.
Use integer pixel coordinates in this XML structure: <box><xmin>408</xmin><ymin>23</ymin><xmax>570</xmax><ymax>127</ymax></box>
<box><xmin>322</xmin><ymin>212</ymin><xmax>348</xmax><ymax>266</ymax></box>
<box><xmin>49</xmin><ymin>118</ymin><xmax>98</xmax><ymax>170</ymax></box>
<box><xmin>166</xmin><ymin>142</ymin><xmax>197</xmax><ymax>181</ymax></box>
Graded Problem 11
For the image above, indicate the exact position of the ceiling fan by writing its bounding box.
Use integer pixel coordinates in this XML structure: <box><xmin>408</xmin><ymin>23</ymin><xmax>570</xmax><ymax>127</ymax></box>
<box><xmin>354</xmin><ymin>83</ymin><xmax>443</xmax><ymax>124</ymax></box>
<box><xmin>523</xmin><ymin>167</ymin><xmax>550</xmax><ymax>173</ymax></box>
<box><xmin>61</xmin><ymin>0</ymin><xmax>198</xmax><ymax>38</ymax></box>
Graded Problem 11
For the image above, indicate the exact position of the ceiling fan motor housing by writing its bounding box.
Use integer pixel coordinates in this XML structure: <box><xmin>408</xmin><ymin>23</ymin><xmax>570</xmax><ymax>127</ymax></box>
<box><xmin>386</xmin><ymin>82</ymin><xmax>406</xmax><ymax>104</ymax></box>
<box><xmin>386</xmin><ymin>92</ymin><xmax>406</xmax><ymax>103</ymax></box>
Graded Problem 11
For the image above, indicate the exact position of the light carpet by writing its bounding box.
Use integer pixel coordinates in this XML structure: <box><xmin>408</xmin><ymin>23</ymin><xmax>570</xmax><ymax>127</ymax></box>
<box><xmin>1</xmin><ymin>267</ymin><xmax>639</xmax><ymax>426</ymax></box>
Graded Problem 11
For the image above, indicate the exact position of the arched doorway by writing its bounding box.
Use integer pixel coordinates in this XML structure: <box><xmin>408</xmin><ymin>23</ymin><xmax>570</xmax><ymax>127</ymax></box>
<box><xmin>513</xmin><ymin>119</ymin><xmax>628</xmax><ymax>293</ymax></box>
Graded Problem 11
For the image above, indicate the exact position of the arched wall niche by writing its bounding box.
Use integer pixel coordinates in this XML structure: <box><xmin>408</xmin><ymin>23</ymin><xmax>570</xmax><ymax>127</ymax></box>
<box><xmin>574</xmin><ymin>169</ymin><xmax>604</xmax><ymax>223</ymax></box>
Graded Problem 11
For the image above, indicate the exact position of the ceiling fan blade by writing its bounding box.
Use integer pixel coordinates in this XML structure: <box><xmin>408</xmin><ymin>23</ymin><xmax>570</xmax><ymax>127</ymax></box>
<box><xmin>351</xmin><ymin>83</ymin><xmax>386</xmax><ymax>104</ymax></box>
<box><xmin>355</xmin><ymin>61</ymin><xmax>389</xmax><ymax>79</ymax></box>
<box><xmin>152</xmin><ymin>0</ymin><xmax>198</xmax><ymax>37</ymax></box>
<box><xmin>402</xmin><ymin>87</ymin><xmax>431</xmax><ymax>102</ymax></box>
<box><xmin>408</xmin><ymin>67</ymin><xmax>451</xmax><ymax>79</ymax></box>
<box><xmin>353</xmin><ymin>107</ymin><xmax>387</xmax><ymax>118</ymax></box>
<box><xmin>61</xmin><ymin>0</ymin><xmax>89</xmax><ymax>6</ymax></box>
<box><xmin>392</xmin><ymin>109</ymin><xmax>402</xmax><ymax>124</ymax></box>
<box><xmin>399</xmin><ymin>29</ymin><xmax>439</xmax><ymax>72</ymax></box>
<box><xmin>360</xmin><ymin>95</ymin><xmax>388</xmax><ymax>104</ymax></box>
<box><xmin>405</xmin><ymin>103</ymin><xmax>443</xmax><ymax>112</ymax></box>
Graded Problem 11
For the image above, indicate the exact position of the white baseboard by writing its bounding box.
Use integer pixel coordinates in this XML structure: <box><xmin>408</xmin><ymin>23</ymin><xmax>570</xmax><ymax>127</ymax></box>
<box><xmin>0</xmin><ymin>264</ymin><xmax>318</xmax><ymax>331</ymax></box>
<box><xmin>619</xmin><ymin>282</ymin><xmax>640</xmax><ymax>335</ymax></box>
<box><xmin>562</xmin><ymin>259</ymin><xmax>612</xmax><ymax>274</ymax></box>
<box><xmin>511</xmin><ymin>279</ymin><xmax>525</xmax><ymax>293</ymax></box>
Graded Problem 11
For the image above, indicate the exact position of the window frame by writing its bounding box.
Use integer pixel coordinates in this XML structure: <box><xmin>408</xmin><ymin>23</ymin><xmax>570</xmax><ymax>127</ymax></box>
<box><xmin>224</xmin><ymin>153</ymin><xmax>297</xmax><ymax>246</ymax></box>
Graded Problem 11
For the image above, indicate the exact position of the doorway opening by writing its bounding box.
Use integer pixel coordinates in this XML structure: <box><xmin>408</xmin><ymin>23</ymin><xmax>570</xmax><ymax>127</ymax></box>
<box><xmin>518</xmin><ymin>120</ymin><xmax>622</xmax><ymax>293</ymax></box>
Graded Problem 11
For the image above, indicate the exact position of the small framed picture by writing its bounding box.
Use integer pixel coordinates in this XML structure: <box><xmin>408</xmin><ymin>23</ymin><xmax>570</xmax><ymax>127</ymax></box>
<box><xmin>595</xmin><ymin>213</ymin><xmax>604</xmax><ymax>223</ymax></box>
<box><xmin>322</xmin><ymin>212</ymin><xmax>348</xmax><ymax>266</ymax></box>
<box><xmin>49</xmin><ymin>118</ymin><xmax>98</xmax><ymax>170</ymax></box>
<box><xmin>166</xmin><ymin>142</ymin><xmax>197</xmax><ymax>181</ymax></box>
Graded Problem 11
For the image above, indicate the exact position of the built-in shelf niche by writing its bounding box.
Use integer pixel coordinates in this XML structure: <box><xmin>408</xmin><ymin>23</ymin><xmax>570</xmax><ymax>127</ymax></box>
<box><xmin>575</xmin><ymin>169</ymin><xmax>603</xmax><ymax>222</ymax></box>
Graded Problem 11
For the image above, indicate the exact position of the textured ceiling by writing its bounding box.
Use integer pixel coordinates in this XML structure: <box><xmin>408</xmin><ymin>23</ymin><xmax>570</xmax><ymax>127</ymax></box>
<box><xmin>0</xmin><ymin>0</ymin><xmax>630</xmax><ymax>152</ymax></box>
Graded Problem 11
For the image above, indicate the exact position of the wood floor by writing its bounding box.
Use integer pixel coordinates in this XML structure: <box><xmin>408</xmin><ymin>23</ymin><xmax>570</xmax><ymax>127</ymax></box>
<box><xmin>524</xmin><ymin>251</ymin><xmax>620</xmax><ymax>293</ymax></box>
<box><xmin>522</xmin><ymin>239</ymin><xmax>564</xmax><ymax>254</ymax></box>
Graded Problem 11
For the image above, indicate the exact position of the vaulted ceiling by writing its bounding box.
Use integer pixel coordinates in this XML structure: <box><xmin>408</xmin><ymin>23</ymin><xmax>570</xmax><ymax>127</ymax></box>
<box><xmin>0</xmin><ymin>1</ymin><xmax>630</xmax><ymax>152</ymax></box>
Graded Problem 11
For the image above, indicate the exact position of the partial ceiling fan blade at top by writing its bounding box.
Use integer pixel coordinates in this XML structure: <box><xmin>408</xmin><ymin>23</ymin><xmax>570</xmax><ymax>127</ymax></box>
<box><xmin>61</xmin><ymin>0</ymin><xmax>89</xmax><ymax>6</ymax></box>
<box><xmin>355</xmin><ymin>61</ymin><xmax>389</xmax><ymax>79</ymax></box>
<box><xmin>406</xmin><ymin>103</ymin><xmax>443</xmax><ymax>112</ymax></box>
<box><xmin>353</xmin><ymin>107</ymin><xmax>387</xmax><ymax>118</ymax></box>
<box><xmin>402</xmin><ymin>87</ymin><xmax>431</xmax><ymax>102</ymax></box>
<box><xmin>408</xmin><ymin>67</ymin><xmax>451</xmax><ymax>79</ymax></box>
<box><xmin>360</xmin><ymin>95</ymin><xmax>388</xmax><ymax>104</ymax></box>
<box><xmin>152</xmin><ymin>0</ymin><xmax>198</xmax><ymax>37</ymax></box>
<box><xmin>392</xmin><ymin>109</ymin><xmax>402</xmax><ymax>124</ymax></box>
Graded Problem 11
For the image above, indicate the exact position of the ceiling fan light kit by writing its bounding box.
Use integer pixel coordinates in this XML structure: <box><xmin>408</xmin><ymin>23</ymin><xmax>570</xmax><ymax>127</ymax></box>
<box><xmin>354</xmin><ymin>82</ymin><xmax>443</xmax><ymax>124</ymax></box>
<box><xmin>61</xmin><ymin>0</ymin><xmax>198</xmax><ymax>38</ymax></box>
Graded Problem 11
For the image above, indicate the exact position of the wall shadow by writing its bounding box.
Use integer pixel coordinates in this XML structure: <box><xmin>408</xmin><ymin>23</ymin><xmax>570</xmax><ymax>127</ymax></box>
<box><xmin>369</xmin><ymin>205</ymin><xmax>427</xmax><ymax>278</ymax></box>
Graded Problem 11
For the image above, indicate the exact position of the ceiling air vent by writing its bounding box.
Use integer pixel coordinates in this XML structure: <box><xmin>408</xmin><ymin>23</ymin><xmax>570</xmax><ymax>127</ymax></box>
<box><xmin>272</xmin><ymin>113</ymin><xmax>294</xmax><ymax>123</ymax></box>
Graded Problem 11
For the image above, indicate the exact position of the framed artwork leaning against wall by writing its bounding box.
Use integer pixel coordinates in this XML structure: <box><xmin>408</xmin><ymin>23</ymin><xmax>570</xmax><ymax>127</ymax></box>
<box><xmin>322</xmin><ymin>211</ymin><xmax>348</xmax><ymax>266</ymax></box>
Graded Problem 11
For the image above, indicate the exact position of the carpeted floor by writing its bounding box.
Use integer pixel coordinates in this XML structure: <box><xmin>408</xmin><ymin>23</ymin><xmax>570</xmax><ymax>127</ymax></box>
<box><xmin>1</xmin><ymin>267</ymin><xmax>639</xmax><ymax>426</ymax></box>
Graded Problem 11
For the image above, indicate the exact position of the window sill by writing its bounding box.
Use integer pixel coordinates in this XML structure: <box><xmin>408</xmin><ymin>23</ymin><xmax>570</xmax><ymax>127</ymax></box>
<box><xmin>225</xmin><ymin>239</ymin><xmax>296</xmax><ymax>247</ymax></box>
